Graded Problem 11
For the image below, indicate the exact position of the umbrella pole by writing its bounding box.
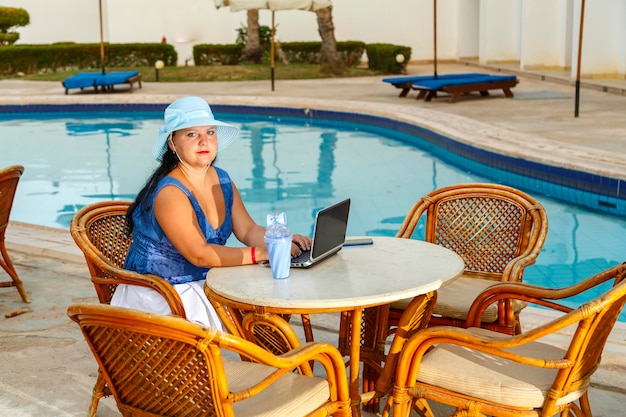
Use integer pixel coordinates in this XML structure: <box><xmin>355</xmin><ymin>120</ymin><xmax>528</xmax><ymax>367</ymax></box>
<box><xmin>271</xmin><ymin>11</ymin><xmax>275</xmax><ymax>91</ymax></box>
<box><xmin>99</xmin><ymin>0</ymin><xmax>105</xmax><ymax>75</ymax></box>
<box><xmin>575</xmin><ymin>0</ymin><xmax>585</xmax><ymax>118</ymax></box>
<box><xmin>433</xmin><ymin>0</ymin><xmax>438</xmax><ymax>79</ymax></box>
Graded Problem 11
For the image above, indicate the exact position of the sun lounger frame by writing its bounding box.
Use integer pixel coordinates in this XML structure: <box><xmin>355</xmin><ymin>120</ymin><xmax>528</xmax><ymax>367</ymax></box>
<box><xmin>412</xmin><ymin>76</ymin><xmax>519</xmax><ymax>103</ymax></box>
<box><xmin>382</xmin><ymin>73</ymin><xmax>485</xmax><ymax>97</ymax></box>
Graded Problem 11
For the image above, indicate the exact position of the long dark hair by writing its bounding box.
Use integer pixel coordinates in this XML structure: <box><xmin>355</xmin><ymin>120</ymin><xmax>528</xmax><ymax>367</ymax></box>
<box><xmin>126</xmin><ymin>147</ymin><xmax>178</xmax><ymax>233</ymax></box>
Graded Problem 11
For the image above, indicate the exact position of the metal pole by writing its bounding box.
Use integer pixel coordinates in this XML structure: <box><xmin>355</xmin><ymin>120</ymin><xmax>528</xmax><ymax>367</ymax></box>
<box><xmin>99</xmin><ymin>0</ymin><xmax>105</xmax><ymax>74</ymax></box>
<box><xmin>433</xmin><ymin>0</ymin><xmax>438</xmax><ymax>79</ymax></box>
<box><xmin>575</xmin><ymin>0</ymin><xmax>585</xmax><ymax>118</ymax></box>
<box><xmin>271</xmin><ymin>11</ymin><xmax>275</xmax><ymax>91</ymax></box>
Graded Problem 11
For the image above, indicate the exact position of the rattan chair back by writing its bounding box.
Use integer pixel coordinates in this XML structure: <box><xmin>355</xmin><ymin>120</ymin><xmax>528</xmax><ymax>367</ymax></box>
<box><xmin>68</xmin><ymin>303</ymin><xmax>352</xmax><ymax>417</ymax></box>
<box><xmin>397</xmin><ymin>183</ymin><xmax>547</xmax><ymax>280</ymax></box>
<box><xmin>70</xmin><ymin>201</ymin><xmax>132</xmax><ymax>303</ymax></box>
<box><xmin>0</xmin><ymin>165</ymin><xmax>29</xmax><ymax>303</ymax></box>
<box><xmin>70</xmin><ymin>201</ymin><xmax>185</xmax><ymax>315</ymax></box>
<box><xmin>396</xmin><ymin>183</ymin><xmax>548</xmax><ymax>334</ymax></box>
<box><xmin>242</xmin><ymin>311</ymin><xmax>314</xmax><ymax>375</ymax></box>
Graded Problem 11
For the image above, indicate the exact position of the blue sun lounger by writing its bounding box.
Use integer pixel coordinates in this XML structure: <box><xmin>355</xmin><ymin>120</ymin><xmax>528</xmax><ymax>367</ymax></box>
<box><xmin>62</xmin><ymin>72</ymin><xmax>101</xmax><ymax>94</ymax></box>
<box><xmin>62</xmin><ymin>71</ymin><xmax>142</xmax><ymax>94</ymax></box>
<box><xmin>382</xmin><ymin>73</ymin><xmax>485</xmax><ymax>97</ymax></box>
<box><xmin>412</xmin><ymin>74</ymin><xmax>519</xmax><ymax>103</ymax></box>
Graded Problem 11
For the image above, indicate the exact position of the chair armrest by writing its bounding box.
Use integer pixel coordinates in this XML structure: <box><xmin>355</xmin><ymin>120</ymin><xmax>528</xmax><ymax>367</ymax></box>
<box><xmin>91</xmin><ymin>260</ymin><xmax>186</xmax><ymax>319</ymax></box>
<box><xmin>466</xmin><ymin>265</ymin><xmax>622</xmax><ymax>328</ymax></box>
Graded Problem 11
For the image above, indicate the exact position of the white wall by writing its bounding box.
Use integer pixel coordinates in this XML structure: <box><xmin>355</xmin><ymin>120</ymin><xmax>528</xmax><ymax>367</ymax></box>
<box><xmin>3</xmin><ymin>0</ymin><xmax>624</xmax><ymax>78</ymax></box>
<box><xmin>479</xmin><ymin>0</ymin><xmax>522</xmax><ymax>64</ymax></box>
<box><xmin>575</xmin><ymin>0</ymin><xmax>623</xmax><ymax>76</ymax></box>
<box><xmin>456</xmin><ymin>0</ymin><xmax>480</xmax><ymax>59</ymax></box>
<box><xmin>520</xmin><ymin>0</ymin><xmax>566</xmax><ymax>69</ymax></box>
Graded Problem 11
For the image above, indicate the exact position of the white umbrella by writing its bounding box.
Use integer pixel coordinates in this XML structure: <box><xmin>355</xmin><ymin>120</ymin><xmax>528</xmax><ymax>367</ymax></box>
<box><xmin>214</xmin><ymin>0</ymin><xmax>332</xmax><ymax>90</ymax></box>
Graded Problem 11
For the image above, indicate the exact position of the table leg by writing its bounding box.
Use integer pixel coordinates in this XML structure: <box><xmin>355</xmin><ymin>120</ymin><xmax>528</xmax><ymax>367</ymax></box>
<box><xmin>349</xmin><ymin>308</ymin><xmax>363</xmax><ymax>417</ymax></box>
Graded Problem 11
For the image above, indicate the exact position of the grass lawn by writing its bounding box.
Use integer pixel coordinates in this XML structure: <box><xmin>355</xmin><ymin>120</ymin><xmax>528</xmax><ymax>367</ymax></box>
<box><xmin>3</xmin><ymin>63</ymin><xmax>382</xmax><ymax>82</ymax></box>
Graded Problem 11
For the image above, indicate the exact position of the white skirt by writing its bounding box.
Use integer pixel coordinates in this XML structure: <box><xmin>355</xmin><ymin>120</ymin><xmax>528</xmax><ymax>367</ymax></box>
<box><xmin>110</xmin><ymin>279</ymin><xmax>224</xmax><ymax>331</ymax></box>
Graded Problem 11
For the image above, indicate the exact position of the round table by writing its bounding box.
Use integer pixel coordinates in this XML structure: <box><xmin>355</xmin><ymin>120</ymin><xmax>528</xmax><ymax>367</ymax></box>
<box><xmin>205</xmin><ymin>236</ymin><xmax>464</xmax><ymax>416</ymax></box>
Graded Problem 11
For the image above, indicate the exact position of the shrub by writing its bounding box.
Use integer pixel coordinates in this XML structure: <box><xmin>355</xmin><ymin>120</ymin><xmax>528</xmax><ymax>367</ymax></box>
<box><xmin>365</xmin><ymin>43</ymin><xmax>412</xmax><ymax>74</ymax></box>
<box><xmin>193</xmin><ymin>44</ymin><xmax>244</xmax><ymax>65</ymax></box>
<box><xmin>0</xmin><ymin>6</ymin><xmax>30</xmax><ymax>46</ymax></box>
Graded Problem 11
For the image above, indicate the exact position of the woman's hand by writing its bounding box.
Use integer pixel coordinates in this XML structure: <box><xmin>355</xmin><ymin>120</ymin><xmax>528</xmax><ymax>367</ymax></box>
<box><xmin>291</xmin><ymin>234</ymin><xmax>312</xmax><ymax>257</ymax></box>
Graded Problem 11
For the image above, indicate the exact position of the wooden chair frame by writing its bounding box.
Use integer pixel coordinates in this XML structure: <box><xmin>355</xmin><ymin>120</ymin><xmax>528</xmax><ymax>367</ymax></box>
<box><xmin>387</xmin><ymin>263</ymin><xmax>626</xmax><ymax>417</ymax></box>
<box><xmin>70</xmin><ymin>201</ymin><xmax>186</xmax><ymax>417</ymax></box>
<box><xmin>393</xmin><ymin>183</ymin><xmax>548</xmax><ymax>335</ymax></box>
<box><xmin>68</xmin><ymin>303</ymin><xmax>352</xmax><ymax>417</ymax></box>
<box><xmin>0</xmin><ymin>165</ymin><xmax>29</xmax><ymax>303</ymax></box>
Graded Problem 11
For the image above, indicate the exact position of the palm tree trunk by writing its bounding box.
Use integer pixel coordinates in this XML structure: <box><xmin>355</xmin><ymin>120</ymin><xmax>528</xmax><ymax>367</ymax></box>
<box><xmin>316</xmin><ymin>6</ymin><xmax>345</xmax><ymax>76</ymax></box>
<box><xmin>244</xmin><ymin>10</ymin><xmax>263</xmax><ymax>64</ymax></box>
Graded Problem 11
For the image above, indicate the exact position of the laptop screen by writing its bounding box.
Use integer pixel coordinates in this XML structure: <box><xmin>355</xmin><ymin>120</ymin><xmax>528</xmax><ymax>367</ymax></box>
<box><xmin>310</xmin><ymin>199</ymin><xmax>351</xmax><ymax>260</ymax></box>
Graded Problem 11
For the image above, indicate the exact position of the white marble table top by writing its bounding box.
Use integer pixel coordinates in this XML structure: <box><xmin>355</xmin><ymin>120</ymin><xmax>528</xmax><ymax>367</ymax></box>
<box><xmin>206</xmin><ymin>237</ymin><xmax>465</xmax><ymax>312</ymax></box>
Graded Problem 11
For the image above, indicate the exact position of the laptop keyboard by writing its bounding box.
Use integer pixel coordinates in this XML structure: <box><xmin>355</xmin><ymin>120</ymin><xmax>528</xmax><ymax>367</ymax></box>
<box><xmin>291</xmin><ymin>250</ymin><xmax>311</xmax><ymax>263</ymax></box>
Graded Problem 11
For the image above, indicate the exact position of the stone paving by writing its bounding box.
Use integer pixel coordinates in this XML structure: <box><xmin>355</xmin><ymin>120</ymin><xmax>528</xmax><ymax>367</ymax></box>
<box><xmin>1</xmin><ymin>62</ymin><xmax>625</xmax><ymax>416</ymax></box>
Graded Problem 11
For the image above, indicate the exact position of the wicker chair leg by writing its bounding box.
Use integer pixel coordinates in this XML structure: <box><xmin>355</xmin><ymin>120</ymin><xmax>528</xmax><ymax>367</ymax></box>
<box><xmin>87</xmin><ymin>371</ymin><xmax>108</xmax><ymax>417</ymax></box>
<box><xmin>0</xmin><ymin>241</ymin><xmax>30</xmax><ymax>303</ymax></box>
<box><xmin>362</xmin><ymin>364</ymin><xmax>380</xmax><ymax>412</ymax></box>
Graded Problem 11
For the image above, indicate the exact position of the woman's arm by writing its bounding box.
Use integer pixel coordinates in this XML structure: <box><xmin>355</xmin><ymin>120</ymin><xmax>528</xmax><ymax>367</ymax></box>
<box><xmin>154</xmin><ymin>185</ymin><xmax>268</xmax><ymax>266</ymax></box>
<box><xmin>231</xmin><ymin>183</ymin><xmax>311</xmax><ymax>256</ymax></box>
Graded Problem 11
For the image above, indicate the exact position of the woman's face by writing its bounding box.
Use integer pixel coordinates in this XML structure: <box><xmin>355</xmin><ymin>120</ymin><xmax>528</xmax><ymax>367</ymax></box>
<box><xmin>169</xmin><ymin>125</ymin><xmax>218</xmax><ymax>166</ymax></box>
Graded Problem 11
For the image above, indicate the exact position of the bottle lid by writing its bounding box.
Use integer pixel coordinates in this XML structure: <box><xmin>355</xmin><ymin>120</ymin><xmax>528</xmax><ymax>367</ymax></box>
<box><xmin>265</xmin><ymin>211</ymin><xmax>290</xmax><ymax>237</ymax></box>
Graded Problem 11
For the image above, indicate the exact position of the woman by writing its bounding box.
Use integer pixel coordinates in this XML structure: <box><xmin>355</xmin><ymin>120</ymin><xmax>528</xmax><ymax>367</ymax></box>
<box><xmin>111</xmin><ymin>96</ymin><xmax>312</xmax><ymax>329</ymax></box>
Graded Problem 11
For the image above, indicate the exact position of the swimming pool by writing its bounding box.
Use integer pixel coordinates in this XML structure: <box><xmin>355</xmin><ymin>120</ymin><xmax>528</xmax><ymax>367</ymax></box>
<box><xmin>1</xmin><ymin>104</ymin><xmax>625</xmax><ymax>321</ymax></box>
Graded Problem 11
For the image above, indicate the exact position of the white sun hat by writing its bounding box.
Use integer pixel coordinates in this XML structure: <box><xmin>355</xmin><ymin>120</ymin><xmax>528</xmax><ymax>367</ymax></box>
<box><xmin>152</xmin><ymin>96</ymin><xmax>239</xmax><ymax>162</ymax></box>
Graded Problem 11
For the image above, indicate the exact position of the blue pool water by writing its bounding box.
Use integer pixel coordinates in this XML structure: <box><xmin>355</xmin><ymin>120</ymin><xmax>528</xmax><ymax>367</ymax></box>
<box><xmin>1</xmin><ymin>105</ymin><xmax>624</xmax><ymax>321</ymax></box>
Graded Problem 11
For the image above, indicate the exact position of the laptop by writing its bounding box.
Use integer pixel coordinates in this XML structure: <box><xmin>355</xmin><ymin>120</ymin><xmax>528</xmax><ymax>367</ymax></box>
<box><xmin>290</xmin><ymin>198</ymin><xmax>351</xmax><ymax>268</ymax></box>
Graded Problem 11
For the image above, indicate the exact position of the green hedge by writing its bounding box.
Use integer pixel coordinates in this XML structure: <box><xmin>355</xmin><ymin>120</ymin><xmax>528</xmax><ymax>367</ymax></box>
<box><xmin>365</xmin><ymin>43</ymin><xmax>412</xmax><ymax>74</ymax></box>
<box><xmin>194</xmin><ymin>41</ymin><xmax>365</xmax><ymax>67</ymax></box>
<box><xmin>0</xmin><ymin>41</ymin><xmax>410</xmax><ymax>74</ymax></box>
<box><xmin>279</xmin><ymin>41</ymin><xmax>365</xmax><ymax>67</ymax></box>
<box><xmin>0</xmin><ymin>43</ymin><xmax>177</xmax><ymax>75</ymax></box>
<box><xmin>193</xmin><ymin>44</ymin><xmax>244</xmax><ymax>65</ymax></box>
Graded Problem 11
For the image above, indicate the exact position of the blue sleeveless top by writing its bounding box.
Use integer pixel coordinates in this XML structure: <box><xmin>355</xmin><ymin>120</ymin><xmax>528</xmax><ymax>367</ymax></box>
<box><xmin>124</xmin><ymin>167</ymin><xmax>234</xmax><ymax>284</ymax></box>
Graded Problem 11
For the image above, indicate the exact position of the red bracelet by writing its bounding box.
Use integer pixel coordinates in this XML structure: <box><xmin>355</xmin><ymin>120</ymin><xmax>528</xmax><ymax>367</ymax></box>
<box><xmin>251</xmin><ymin>246</ymin><xmax>256</xmax><ymax>264</ymax></box>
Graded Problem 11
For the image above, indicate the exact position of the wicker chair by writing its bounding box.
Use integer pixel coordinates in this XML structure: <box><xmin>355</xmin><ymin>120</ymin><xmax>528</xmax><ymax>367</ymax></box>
<box><xmin>0</xmin><ymin>165</ymin><xmax>29</xmax><ymax>303</ymax></box>
<box><xmin>70</xmin><ymin>201</ymin><xmax>186</xmax><ymax>417</ymax></box>
<box><xmin>68</xmin><ymin>303</ymin><xmax>352</xmax><ymax>417</ymax></box>
<box><xmin>392</xmin><ymin>183</ymin><xmax>548</xmax><ymax>335</ymax></box>
<box><xmin>387</xmin><ymin>262</ymin><xmax>626</xmax><ymax>417</ymax></box>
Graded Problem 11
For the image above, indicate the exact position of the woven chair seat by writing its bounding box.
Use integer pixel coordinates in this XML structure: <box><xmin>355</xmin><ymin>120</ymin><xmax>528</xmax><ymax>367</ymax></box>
<box><xmin>417</xmin><ymin>327</ymin><xmax>588</xmax><ymax>408</ymax></box>
<box><xmin>391</xmin><ymin>276</ymin><xmax>528</xmax><ymax>322</ymax></box>
<box><xmin>226</xmin><ymin>360</ymin><xmax>330</xmax><ymax>416</ymax></box>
